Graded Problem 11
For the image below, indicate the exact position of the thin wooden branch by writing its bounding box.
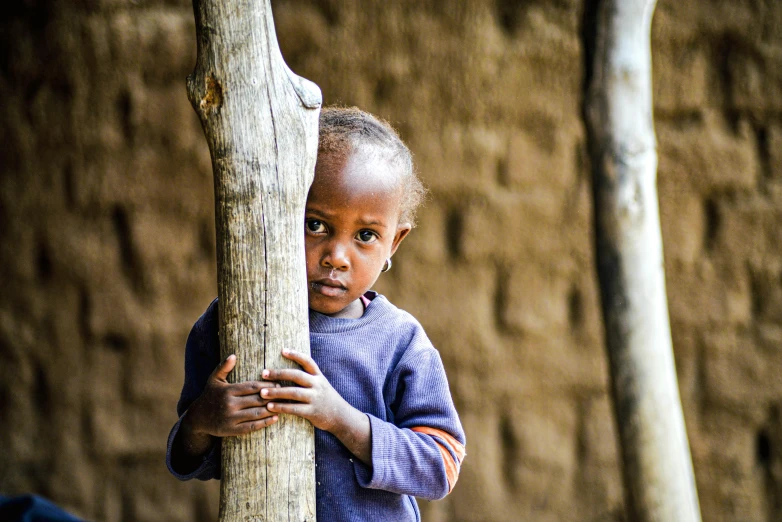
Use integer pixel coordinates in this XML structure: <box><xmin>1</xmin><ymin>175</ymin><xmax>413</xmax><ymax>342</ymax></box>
<box><xmin>584</xmin><ymin>0</ymin><xmax>702</xmax><ymax>520</ymax></box>
<box><xmin>187</xmin><ymin>0</ymin><xmax>321</xmax><ymax>520</ymax></box>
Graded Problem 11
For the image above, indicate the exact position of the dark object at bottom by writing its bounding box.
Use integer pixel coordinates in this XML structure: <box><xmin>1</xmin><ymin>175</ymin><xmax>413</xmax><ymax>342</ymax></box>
<box><xmin>0</xmin><ymin>494</ymin><xmax>84</xmax><ymax>522</ymax></box>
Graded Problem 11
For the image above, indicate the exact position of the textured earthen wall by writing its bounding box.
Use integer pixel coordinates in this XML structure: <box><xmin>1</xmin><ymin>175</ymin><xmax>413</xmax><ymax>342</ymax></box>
<box><xmin>1</xmin><ymin>1</ymin><xmax>780</xmax><ymax>521</ymax></box>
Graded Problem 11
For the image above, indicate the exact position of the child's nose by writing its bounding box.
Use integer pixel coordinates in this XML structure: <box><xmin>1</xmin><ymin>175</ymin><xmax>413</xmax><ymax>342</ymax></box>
<box><xmin>322</xmin><ymin>241</ymin><xmax>350</xmax><ymax>270</ymax></box>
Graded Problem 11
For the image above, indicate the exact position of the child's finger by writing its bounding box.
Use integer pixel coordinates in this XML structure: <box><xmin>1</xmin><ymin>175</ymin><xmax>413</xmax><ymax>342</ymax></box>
<box><xmin>262</xmin><ymin>368</ymin><xmax>313</xmax><ymax>387</ymax></box>
<box><xmin>234</xmin><ymin>394</ymin><xmax>272</xmax><ymax>410</ymax></box>
<box><xmin>230</xmin><ymin>380</ymin><xmax>278</xmax><ymax>397</ymax></box>
<box><xmin>235</xmin><ymin>415</ymin><xmax>279</xmax><ymax>434</ymax></box>
<box><xmin>261</xmin><ymin>386</ymin><xmax>311</xmax><ymax>403</ymax></box>
<box><xmin>281</xmin><ymin>350</ymin><xmax>321</xmax><ymax>375</ymax></box>
<box><xmin>267</xmin><ymin>402</ymin><xmax>311</xmax><ymax>418</ymax></box>
<box><xmin>235</xmin><ymin>406</ymin><xmax>276</xmax><ymax>424</ymax></box>
<box><xmin>210</xmin><ymin>354</ymin><xmax>236</xmax><ymax>382</ymax></box>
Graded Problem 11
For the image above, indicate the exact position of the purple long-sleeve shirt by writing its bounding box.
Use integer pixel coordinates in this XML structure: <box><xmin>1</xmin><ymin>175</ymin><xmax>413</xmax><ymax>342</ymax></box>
<box><xmin>166</xmin><ymin>292</ymin><xmax>465</xmax><ymax>521</ymax></box>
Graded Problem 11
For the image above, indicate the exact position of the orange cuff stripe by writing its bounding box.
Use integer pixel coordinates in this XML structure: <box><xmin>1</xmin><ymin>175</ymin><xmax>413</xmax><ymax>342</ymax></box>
<box><xmin>411</xmin><ymin>427</ymin><xmax>465</xmax><ymax>492</ymax></box>
<box><xmin>411</xmin><ymin>426</ymin><xmax>465</xmax><ymax>460</ymax></box>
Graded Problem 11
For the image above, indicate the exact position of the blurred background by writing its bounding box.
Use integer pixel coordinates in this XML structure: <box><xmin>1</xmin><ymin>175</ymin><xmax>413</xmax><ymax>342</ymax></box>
<box><xmin>1</xmin><ymin>0</ymin><xmax>781</xmax><ymax>521</ymax></box>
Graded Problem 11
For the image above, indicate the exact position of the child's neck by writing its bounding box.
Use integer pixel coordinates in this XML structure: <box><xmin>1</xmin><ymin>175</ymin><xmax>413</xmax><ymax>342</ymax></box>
<box><xmin>326</xmin><ymin>298</ymin><xmax>364</xmax><ymax>320</ymax></box>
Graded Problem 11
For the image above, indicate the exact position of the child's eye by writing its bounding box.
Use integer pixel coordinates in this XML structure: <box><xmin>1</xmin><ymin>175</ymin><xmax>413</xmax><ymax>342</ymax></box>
<box><xmin>357</xmin><ymin>230</ymin><xmax>377</xmax><ymax>243</ymax></box>
<box><xmin>306</xmin><ymin>219</ymin><xmax>326</xmax><ymax>234</ymax></box>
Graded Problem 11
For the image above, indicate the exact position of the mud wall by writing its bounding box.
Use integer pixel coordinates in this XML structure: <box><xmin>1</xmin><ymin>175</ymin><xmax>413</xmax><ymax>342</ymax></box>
<box><xmin>1</xmin><ymin>1</ymin><xmax>781</xmax><ymax>521</ymax></box>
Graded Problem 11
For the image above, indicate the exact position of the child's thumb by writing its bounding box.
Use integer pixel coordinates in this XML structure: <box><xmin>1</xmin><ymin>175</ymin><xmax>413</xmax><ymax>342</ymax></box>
<box><xmin>212</xmin><ymin>354</ymin><xmax>236</xmax><ymax>382</ymax></box>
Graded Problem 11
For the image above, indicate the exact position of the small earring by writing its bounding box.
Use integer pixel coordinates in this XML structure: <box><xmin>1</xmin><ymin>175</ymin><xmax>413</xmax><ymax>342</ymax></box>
<box><xmin>381</xmin><ymin>258</ymin><xmax>392</xmax><ymax>273</ymax></box>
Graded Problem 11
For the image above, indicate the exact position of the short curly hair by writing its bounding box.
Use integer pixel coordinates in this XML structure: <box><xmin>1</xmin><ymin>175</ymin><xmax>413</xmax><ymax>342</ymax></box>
<box><xmin>318</xmin><ymin>106</ymin><xmax>427</xmax><ymax>227</ymax></box>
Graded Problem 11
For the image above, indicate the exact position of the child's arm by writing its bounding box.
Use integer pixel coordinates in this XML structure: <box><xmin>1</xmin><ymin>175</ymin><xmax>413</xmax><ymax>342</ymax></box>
<box><xmin>355</xmin><ymin>346</ymin><xmax>466</xmax><ymax>499</ymax></box>
<box><xmin>166</xmin><ymin>299</ymin><xmax>279</xmax><ymax>480</ymax></box>
<box><xmin>260</xmin><ymin>350</ymin><xmax>372</xmax><ymax>465</ymax></box>
<box><xmin>170</xmin><ymin>354</ymin><xmax>280</xmax><ymax>474</ymax></box>
<box><xmin>261</xmin><ymin>347</ymin><xmax>466</xmax><ymax>500</ymax></box>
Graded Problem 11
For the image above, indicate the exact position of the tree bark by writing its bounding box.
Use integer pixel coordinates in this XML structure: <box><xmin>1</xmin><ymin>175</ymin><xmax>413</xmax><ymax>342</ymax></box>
<box><xmin>186</xmin><ymin>1</ymin><xmax>321</xmax><ymax>520</ymax></box>
<box><xmin>584</xmin><ymin>1</ymin><xmax>701</xmax><ymax>521</ymax></box>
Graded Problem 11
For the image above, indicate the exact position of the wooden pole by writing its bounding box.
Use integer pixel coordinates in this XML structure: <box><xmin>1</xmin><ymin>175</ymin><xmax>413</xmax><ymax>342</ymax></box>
<box><xmin>584</xmin><ymin>0</ymin><xmax>701</xmax><ymax>520</ymax></box>
<box><xmin>186</xmin><ymin>1</ymin><xmax>321</xmax><ymax>520</ymax></box>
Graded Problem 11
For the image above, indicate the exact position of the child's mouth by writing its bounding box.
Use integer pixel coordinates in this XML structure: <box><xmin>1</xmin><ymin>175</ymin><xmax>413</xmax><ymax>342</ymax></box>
<box><xmin>311</xmin><ymin>279</ymin><xmax>347</xmax><ymax>297</ymax></box>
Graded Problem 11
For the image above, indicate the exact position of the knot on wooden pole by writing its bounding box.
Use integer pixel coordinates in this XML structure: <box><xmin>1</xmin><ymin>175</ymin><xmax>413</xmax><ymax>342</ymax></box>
<box><xmin>199</xmin><ymin>75</ymin><xmax>223</xmax><ymax>113</ymax></box>
<box><xmin>185</xmin><ymin>73</ymin><xmax>223</xmax><ymax>117</ymax></box>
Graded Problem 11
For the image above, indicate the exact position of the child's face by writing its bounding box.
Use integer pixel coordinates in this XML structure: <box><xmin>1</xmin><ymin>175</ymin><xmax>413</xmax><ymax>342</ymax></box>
<box><xmin>305</xmin><ymin>150</ymin><xmax>411</xmax><ymax>318</ymax></box>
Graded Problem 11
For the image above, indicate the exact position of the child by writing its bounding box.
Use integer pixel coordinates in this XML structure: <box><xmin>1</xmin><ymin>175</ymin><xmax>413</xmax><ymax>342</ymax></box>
<box><xmin>166</xmin><ymin>106</ymin><xmax>465</xmax><ymax>521</ymax></box>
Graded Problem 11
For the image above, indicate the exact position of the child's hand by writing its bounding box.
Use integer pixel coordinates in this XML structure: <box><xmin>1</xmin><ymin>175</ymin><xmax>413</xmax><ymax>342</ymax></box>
<box><xmin>186</xmin><ymin>354</ymin><xmax>280</xmax><ymax>437</ymax></box>
<box><xmin>262</xmin><ymin>350</ymin><xmax>372</xmax><ymax>465</ymax></box>
<box><xmin>261</xmin><ymin>350</ymin><xmax>348</xmax><ymax>433</ymax></box>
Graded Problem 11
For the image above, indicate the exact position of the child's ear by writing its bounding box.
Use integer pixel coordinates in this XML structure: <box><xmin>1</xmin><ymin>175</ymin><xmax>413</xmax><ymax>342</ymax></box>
<box><xmin>390</xmin><ymin>223</ymin><xmax>412</xmax><ymax>256</ymax></box>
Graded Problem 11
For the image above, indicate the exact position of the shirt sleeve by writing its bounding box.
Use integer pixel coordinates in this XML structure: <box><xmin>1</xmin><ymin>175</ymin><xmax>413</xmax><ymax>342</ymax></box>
<box><xmin>353</xmin><ymin>345</ymin><xmax>466</xmax><ymax>500</ymax></box>
<box><xmin>165</xmin><ymin>299</ymin><xmax>223</xmax><ymax>481</ymax></box>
